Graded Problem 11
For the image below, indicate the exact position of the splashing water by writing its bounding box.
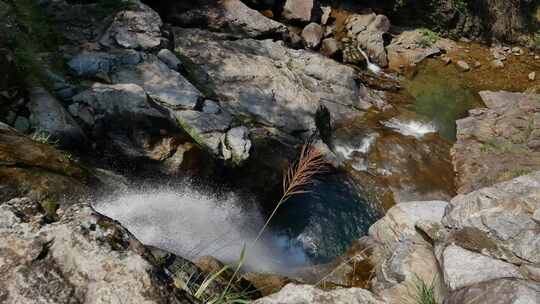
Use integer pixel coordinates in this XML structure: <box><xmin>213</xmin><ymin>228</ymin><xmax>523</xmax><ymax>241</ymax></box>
<box><xmin>381</xmin><ymin>118</ymin><xmax>437</xmax><ymax>138</ymax></box>
<box><xmin>94</xmin><ymin>186</ymin><xmax>309</xmax><ymax>274</ymax></box>
<box><xmin>357</xmin><ymin>47</ymin><xmax>382</xmax><ymax>74</ymax></box>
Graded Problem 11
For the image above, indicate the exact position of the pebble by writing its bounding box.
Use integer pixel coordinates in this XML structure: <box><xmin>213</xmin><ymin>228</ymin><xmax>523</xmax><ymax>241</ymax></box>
<box><xmin>529</xmin><ymin>72</ymin><xmax>536</xmax><ymax>81</ymax></box>
<box><xmin>474</xmin><ymin>61</ymin><xmax>482</xmax><ymax>68</ymax></box>
<box><xmin>456</xmin><ymin>60</ymin><xmax>470</xmax><ymax>71</ymax></box>
<box><xmin>491</xmin><ymin>59</ymin><xmax>505</xmax><ymax>68</ymax></box>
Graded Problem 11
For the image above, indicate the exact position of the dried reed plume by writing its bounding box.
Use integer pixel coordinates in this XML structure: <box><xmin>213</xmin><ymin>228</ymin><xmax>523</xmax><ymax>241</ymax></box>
<box><xmin>252</xmin><ymin>142</ymin><xmax>330</xmax><ymax>246</ymax></box>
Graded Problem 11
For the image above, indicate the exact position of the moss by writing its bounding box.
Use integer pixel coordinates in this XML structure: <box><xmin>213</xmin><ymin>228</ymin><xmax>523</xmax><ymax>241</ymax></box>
<box><xmin>40</xmin><ymin>199</ymin><xmax>59</xmax><ymax>221</ymax></box>
<box><xmin>418</xmin><ymin>28</ymin><xmax>440</xmax><ymax>48</ymax></box>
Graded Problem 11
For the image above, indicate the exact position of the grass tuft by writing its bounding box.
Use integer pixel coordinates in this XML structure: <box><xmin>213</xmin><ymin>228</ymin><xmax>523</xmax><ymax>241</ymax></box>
<box><xmin>412</xmin><ymin>275</ymin><xmax>437</xmax><ymax>304</ymax></box>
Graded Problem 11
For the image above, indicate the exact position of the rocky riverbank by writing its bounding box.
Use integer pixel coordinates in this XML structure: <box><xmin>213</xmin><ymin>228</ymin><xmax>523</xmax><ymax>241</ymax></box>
<box><xmin>1</xmin><ymin>0</ymin><xmax>539</xmax><ymax>303</ymax></box>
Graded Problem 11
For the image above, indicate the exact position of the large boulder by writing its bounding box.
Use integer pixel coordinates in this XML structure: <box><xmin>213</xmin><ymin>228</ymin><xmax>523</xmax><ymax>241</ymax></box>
<box><xmin>169</xmin><ymin>0</ymin><xmax>286</xmax><ymax>38</ymax></box>
<box><xmin>452</xmin><ymin>91</ymin><xmax>540</xmax><ymax>194</ymax></box>
<box><xmin>0</xmin><ymin>198</ymin><xmax>197</xmax><ymax>303</ymax></box>
<box><xmin>100</xmin><ymin>2</ymin><xmax>164</xmax><ymax>50</ymax></box>
<box><xmin>0</xmin><ymin>125</ymin><xmax>92</xmax><ymax>203</ymax></box>
<box><xmin>343</xmin><ymin>13</ymin><xmax>390</xmax><ymax>67</ymax></box>
<box><xmin>112</xmin><ymin>55</ymin><xmax>202</xmax><ymax>110</ymax></box>
<box><xmin>443</xmin><ymin>171</ymin><xmax>540</xmax><ymax>266</ymax></box>
<box><xmin>253</xmin><ymin>284</ymin><xmax>383</xmax><ymax>304</ymax></box>
<box><xmin>27</xmin><ymin>86</ymin><xmax>87</xmax><ymax>147</ymax></box>
<box><xmin>174</xmin><ymin>27</ymin><xmax>381</xmax><ymax>134</ymax></box>
<box><xmin>444</xmin><ymin>278</ymin><xmax>540</xmax><ymax>304</ymax></box>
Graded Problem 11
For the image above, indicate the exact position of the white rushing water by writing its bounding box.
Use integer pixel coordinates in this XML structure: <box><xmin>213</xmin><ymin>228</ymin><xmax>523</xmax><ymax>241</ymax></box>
<box><xmin>381</xmin><ymin>118</ymin><xmax>437</xmax><ymax>138</ymax></box>
<box><xmin>94</xmin><ymin>185</ymin><xmax>308</xmax><ymax>274</ymax></box>
<box><xmin>334</xmin><ymin>133</ymin><xmax>378</xmax><ymax>171</ymax></box>
<box><xmin>357</xmin><ymin>47</ymin><xmax>382</xmax><ymax>74</ymax></box>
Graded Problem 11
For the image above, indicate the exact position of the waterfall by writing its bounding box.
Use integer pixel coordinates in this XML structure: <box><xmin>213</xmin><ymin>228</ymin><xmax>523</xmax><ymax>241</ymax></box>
<box><xmin>357</xmin><ymin>47</ymin><xmax>382</xmax><ymax>74</ymax></box>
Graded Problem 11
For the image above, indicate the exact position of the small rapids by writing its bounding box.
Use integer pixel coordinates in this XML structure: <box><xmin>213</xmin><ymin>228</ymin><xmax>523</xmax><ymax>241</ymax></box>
<box><xmin>94</xmin><ymin>185</ymin><xmax>308</xmax><ymax>274</ymax></box>
<box><xmin>381</xmin><ymin>118</ymin><xmax>437</xmax><ymax>138</ymax></box>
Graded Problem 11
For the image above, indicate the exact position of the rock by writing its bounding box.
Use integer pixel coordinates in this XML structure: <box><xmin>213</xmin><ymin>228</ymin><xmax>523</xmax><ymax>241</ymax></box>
<box><xmin>386</xmin><ymin>29</ymin><xmax>456</xmax><ymax>70</ymax></box>
<box><xmin>13</xmin><ymin>116</ymin><xmax>29</xmax><ymax>133</ymax></box>
<box><xmin>529</xmin><ymin>71</ymin><xmax>536</xmax><ymax>81</ymax></box>
<box><xmin>67</xmin><ymin>50</ymin><xmax>143</xmax><ymax>78</ymax></box>
<box><xmin>441</xmin><ymin>55</ymin><xmax>452</xmax><ymax>65</ymax></box>
<box><xmin>221</xmin><ymin>126</ymin><xmax>251</xmax><ymax>164</ymax></box>
<box><xmin>301</xmin><ymin>23</ymin><xmax>323</xmax><ymax>49</ymax></box>
<box><xmin>444</xmin><ymin>278</ymin><xmax>540</xmax><ymax>304</ymax></box>
<box><xmin>343</xmin><ymin>13</ymin><xmax>390</xmax><ymax>67</ymax></box>
<box><xmin>320</xmin><ymin>38</ymin><xmax>341</xmax><ymax>58</ymax></box>
<box><xmin>170</xmin><ymin>0</ymin><xmax>286</xmax><ymax>38</ymax></box>
<box><xmin>0</xmin><ymin>198</ymin><xmax>197</xmax><ymax>303</ymax></box>
<box><xmin>512</xmin><ymin>46</ymin><xmax>523</xmax><ymax>55</ymax></box>
<box><xmin>67</xmin><ymin>52</ymin><xmax>116</xmax><ymax>77</ymax></box>
<box><xmin>112</xmin><ymin>55</ymin><xmax>201</xmax><ymax>110</ymax></box>
<box><xmin>533</xmin><ymin>209</ymin><xmax>540</xmax><ymax>223</ymax></box>
<box><xmin>474</xmin><ymin>61</ymin><xmax>482</xmax><ymax>68</ymax></box>
<box><xmin>443</xmin><ymin>171</ymin><xmax>540</xmax><ymax>265</ymax></box>
<box><xmin>253</xmin><ymin>284</ymin><xmax>383</xmax><ymax>304</ymax></box>
<box><xmin>201</xmin><ymin>100</ymin><xmax>221</xmax><ymax>114</ymax></box>
<box><xmin>242</xmin><ymin>273</ymin><xmax>296</xmax><ymax>296</ymax></box>
<box><xmin>27</xmin><ymin>86</ymin><xmax>87</xmax><ymax>147</ymax></box>
<box><xmin>369</xmin><ymin>200</ymin><xmax>448</xmax><ymax>245</ymax></box>
<box><xmin>451</xmin><ymin>91</ymin><xmax>540</xmax><ymax>193</ymax></box>
<box><xmin>157</xmin><ymin>49</ymin><xmax>182</xmax><ymax>71</ymax></box>
<box><xmin>71</xmin><ymin>83</ymin><xmax>165</xmax><ymax>124</ymax></box>
<box><xmin>282</xmin><ymin>0</ymin><xmax>316</xmax><ymax>23</ymax></box>
<box><xmin>174</xmin><ymin>28</ymin><xmax>379</xmax><ymax>133</ymax></box>
<box><xmin>0</xmin><ymin>128</ymin><xmax>92</xmax><ymax>203</ymax></box>
<box><xmin>320</xmin><ymin>6</ymin><xmax>332</xmax><ymax>25</ymax></box>
<box><xmin>456</xmin><ymin>60</ymin><xmax>470</xmax><ymax>71</ymax></box>
<box><xmin>491</xmin><ymin>59</ymin><xmax>505</xmax><ymax>68</ymax></box>
<box><xmin>100</xmin><ymin>3</ymin><xmax>163</xmax><ymax>50</ymax></box>
<box><xmin>440</xmin><ymin>244</ymin><xmax>523</xmax><ymax>290</ymax></box>
<box><xmin>174</xmin><ymin>110</ymin><xmax>232</xmax><ymax>155</ymax></box>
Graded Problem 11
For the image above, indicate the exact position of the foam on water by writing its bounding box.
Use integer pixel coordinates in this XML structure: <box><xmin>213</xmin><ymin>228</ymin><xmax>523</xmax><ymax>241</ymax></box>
<box><xmin>334</xmin><ymin>133</ymin><xmax>377</xmax><ymax>160</ymax></box>
<box><xmin>381</xmin><ymin>118</ymin><xmax>437</xmax><ymax>138</ymax></box>
<box><xmin>94</xmin><ymin>186</ymin><xmax>308</xmax><ymax>274</ymax></box>
<box><xmin>358</xmin><ymin>48</ymin><xmax>382</xmax><ymax>74</ymax></box>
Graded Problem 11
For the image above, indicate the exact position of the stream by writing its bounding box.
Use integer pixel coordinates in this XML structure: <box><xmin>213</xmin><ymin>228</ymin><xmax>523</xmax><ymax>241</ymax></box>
<box><xmin>95</xmin><ymin>56</ymin><xmax>490</xmax><ymax>275</ymax></box>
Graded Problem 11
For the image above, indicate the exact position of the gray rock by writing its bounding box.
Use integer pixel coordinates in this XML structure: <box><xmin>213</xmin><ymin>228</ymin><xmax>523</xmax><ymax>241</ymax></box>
<box><xmin>282</xmin><ymin>0</ymin><xmax>316</xmax><ymax>23</ymax></box>
<box><xmin>456</xmin><ymin>60</ymin><xmax>470</xmax><ymax>71</ymax></box>
<box><xmin>441</xmin><ymin>244</ymin><xmax>523</xmax><ymax>290</ymax></box>
<box><xmin>201</xmin><ymin>100</ymin><xmax>220</xmax><ymax>114</ymax></box>
<box><xmin>443</xmin><ymin>171</ymin><xmax>540</xmax><ymax>264</ymax></box>
<box><xmin>13</xmin><ymin>116</ymin><xmax>30</xmax><ymax>133</ymax></box>
<box><xmin>491</xmin><ymin>59</ymin><xmax>505</xmax><ymax>68</ymax></box>
<box><xmin>0</xmin><ymin>198</ymin><xmax>196</xmax><ymax>304</ymax></box>
<box><xmin>171</xmin><ymin>0</ymin><xmax>286</xmax><ymax>38</ymax></box>
<box><xmin>321</xmin><ymin>6</ymin><xmax>332</xmax><ymax>25</ymax></box>
<box><xmin>174</xmin><ymin>28</ymin><xmax>379</xmax><ymax>133</ymax></box>
<box><xmin>174</xmin><ymin>110</ymin><xmax>232</xmax><ymax>154</ymax></box>
<box><xmin>343</xmin><ymin>13</ymin><xmax>390</xmax><ymax>67</ymax></box>
<box><xmin>157</xmin><ymin>49</ymin><xmax>182</xmax><ymax>71</ymax></box>
<box><xmin>301</xmin><ymin>23</ymin><xmax>323</xmax><ymax>49</ymax></box>
<box><xmin>27</xmin><ymin>86</ymin><xmax>86</xmax><ymax>146</ymax></box>
<box><xmin>369</xmin><ymin>200</ymin><xmax>448</xmax><ymax>244</ymax></box>
<box><xmin>72</xmin><ymin>83</ymin><xmax>165</xmax><ymax>122</ymax></box>
<box><xmin>444</xmin><ymin>278</ymin><xmax>540</xmax><ymax>304</ymax></box>
<box><xmin>100</xmin><ymin>3</ymin><xmax>163</xmax><ymax>50</ymax></box>
<box><xmin>68</xmin><ymin>52</ymin><xmax>116</xmax><ymax>77</ymax></box>
<box><xmin>253</xmin><ymin>284</ymin><xmax>383</xmax><ymax>304</ymax></box>
<box><xmin>533</xmin><ymin>209</ymin><xmax>540</xmax><ymax>223</ymax></box>
<box><xmin>320</xmin><ymin>38</ymin><xmax>341</xmax><ymax>58</ymax></box>
<box><xmin>221</xmin><ymin>126</ymin><xmax>251</xmax><ymax>164</ymax></box>
<box><xmin>112</xmin><ymin>55</ymin><xmax>201</xmax><ymax>110</ymax></box>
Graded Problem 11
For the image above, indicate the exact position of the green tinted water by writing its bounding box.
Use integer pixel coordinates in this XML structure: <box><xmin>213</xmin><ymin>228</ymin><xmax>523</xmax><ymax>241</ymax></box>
<box><xmin>403</xmin><ymin>60</ymin><xmax>484</xmax><ymax>141</ymax></box>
